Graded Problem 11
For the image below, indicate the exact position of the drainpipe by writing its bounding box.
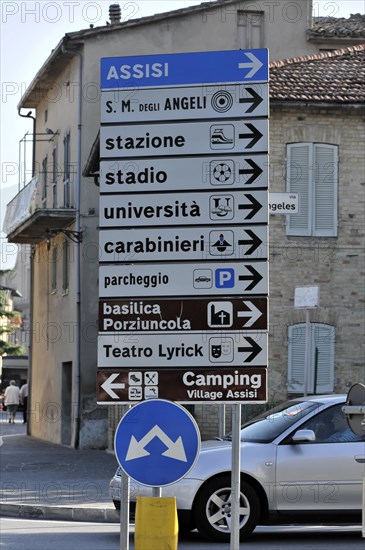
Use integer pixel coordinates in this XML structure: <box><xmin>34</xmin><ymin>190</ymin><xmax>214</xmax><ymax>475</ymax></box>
<box><xmin>61</xmin><ymin>42</ymin><xmax>83</xmax><ymax>448</ymax></box>
<box><xmin>17</xmin><ymin>109</ymin><xmax>36</xmax><ymax>437</ymax></box>
<box><xmin>18</xmin><ymin>110</ymin><xmax>36</xmax><ymax>179</ymax></box>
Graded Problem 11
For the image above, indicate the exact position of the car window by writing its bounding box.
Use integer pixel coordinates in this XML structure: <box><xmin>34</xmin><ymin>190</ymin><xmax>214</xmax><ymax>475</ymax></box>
<box><xmin>296</xmin><ymin>404</ymin><xmax>364</xmax><ymax>443</ymax></box>
<box><xmin>224</xmin><ymin>401</ymin><xmax>319</xmax><ymax>443</ymax></box>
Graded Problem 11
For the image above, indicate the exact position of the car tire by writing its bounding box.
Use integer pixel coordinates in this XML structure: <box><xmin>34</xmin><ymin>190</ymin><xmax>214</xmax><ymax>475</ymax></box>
<box><xmin>193</xmin><ymin>475</ymin><xmax>260</xmax><ymax>542</ymax></box>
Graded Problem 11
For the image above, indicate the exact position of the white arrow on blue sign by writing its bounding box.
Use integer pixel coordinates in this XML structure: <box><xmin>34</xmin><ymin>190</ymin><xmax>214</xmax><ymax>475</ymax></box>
<box><xmin>101</xmin><ymin>49</ymin><xmax>268</xmax><ymax>89</ymax></box>
<box><xmin>114</xmin><ymin>399</ymin><xmax>200</xmax><ymax>486</ymax></box>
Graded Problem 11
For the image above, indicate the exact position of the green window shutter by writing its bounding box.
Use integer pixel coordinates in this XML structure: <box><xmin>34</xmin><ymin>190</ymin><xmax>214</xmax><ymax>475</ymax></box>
<box><xmin>62</xmin><ymin>239</ymin><xmax>69</xmax><ymax>292</ymax></box>
<box><xmin>312</xmin><ymin>323</ymin><xmax>335</xmax><ymax>393</ymax></box>
<box><xmin>51</xmin><ymin>246</ymin><xmax>57</xmax><ymax>291</ymax></box>
<box><xmin>286</xmin><ymin>143</ymin><xmax>312</xmax><ymax>236</ymax></box>
<box><xmin>288</xmin><ymin>323</ymin><xmax>335</xmax><ymax>395</ymax></box>
<box><xmin>288</xmin><ymin>323</ymin><xmax>306</xmax><ymax>393</ymax></box>
<box><xmin>313</xmin><ymin>144</ymin><xmax>338</xmax><ymax>237</ymax></box>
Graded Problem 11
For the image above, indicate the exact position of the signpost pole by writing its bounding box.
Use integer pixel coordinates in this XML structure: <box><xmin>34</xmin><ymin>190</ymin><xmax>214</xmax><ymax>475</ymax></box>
<box><xmin>120</xmin><ymin>469</ymin><xmax>130</xmax><ymax>550</ymax></box>
<box><xmin>230</xmin><ymin>403</ymin><xmax>241</xmax><ymax>549</ymax></box>
<box><xmin>152</xmin><ymin>487</ymin><xmax>162</xmax><ymax>497</ymax></box>
<box><xmin>294</xmin><ymin>287</ymin><xmax>319</xmax><ymax>397</ymax></box>
<box><xmin>362</xmin><ymin>472</ymin><xmax>365</xmax><ymax>538</ymax></box>
<box><xmin>219</xmin><ymin>404</ymin><xmax>226</xmax><ymax>439</ymax></box>
<box><xmin>303</xmin><ymin>308</ymin><xmax>310</xmax><ymax>397</ymax></box>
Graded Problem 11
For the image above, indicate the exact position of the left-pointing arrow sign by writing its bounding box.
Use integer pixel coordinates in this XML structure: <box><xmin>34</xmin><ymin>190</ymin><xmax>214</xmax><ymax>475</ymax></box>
<box><xmin>101</xmin><ymin>373</ymin><xmax>125</xmax><ymax>399</ymax></box>
<box><xmin>126</xmin><ymin>425</ymin><xmax>187</xmax><ymax>462</ymax></box>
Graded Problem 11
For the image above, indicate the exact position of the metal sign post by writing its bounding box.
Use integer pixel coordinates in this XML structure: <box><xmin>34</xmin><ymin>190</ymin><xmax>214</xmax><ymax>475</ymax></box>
<box><xmin>120</xmin><ymin>469</ymin><xmax>130</xmax><ymax>550</ymax></box>
<box><xmin>99</xmin><ymin>48</ymin><xmax>269</xmax><ymax>546</ymax></box>
<box><xmin>294</xmin><ymin>286</ymin><xmax>320</xmax><ymax>396</ymax></box>
<box><xmin>342</xmin><ymin>383</ymin><xmax>365</xmax><ymax>538</ymax></box>
<box><xmin>231</xmin><ymin>403</ymin><xmax>241</xmax><ymax>550</ymax></box>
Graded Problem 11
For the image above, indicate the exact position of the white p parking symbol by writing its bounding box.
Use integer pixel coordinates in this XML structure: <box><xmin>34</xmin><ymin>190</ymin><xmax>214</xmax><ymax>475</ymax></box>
<box><xmin>216</xmin><ymin>269</ymin><xmax>234</xmax><ymax>288</ymax></box>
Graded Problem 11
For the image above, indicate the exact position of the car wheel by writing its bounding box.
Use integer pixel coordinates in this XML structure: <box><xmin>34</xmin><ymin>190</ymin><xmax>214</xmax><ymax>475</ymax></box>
<box><xmin>193</xmin><ymin>475</ymin><xmax>260</xmax><ymax>542</ymax></box>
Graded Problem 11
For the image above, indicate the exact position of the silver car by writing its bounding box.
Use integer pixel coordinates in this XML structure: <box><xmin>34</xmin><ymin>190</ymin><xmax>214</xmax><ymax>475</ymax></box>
<box><xmin>110</xmin><ymin>394</ymin><xmax>365</xmax><ymax>542</ymax></box>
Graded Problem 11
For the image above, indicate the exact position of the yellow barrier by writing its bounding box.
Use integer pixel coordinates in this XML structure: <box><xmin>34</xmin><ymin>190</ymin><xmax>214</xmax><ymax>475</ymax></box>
<box><xmin>135</xmin><ymin>496</ymin><xmax>179</xmax><ymax>550</ymax></box>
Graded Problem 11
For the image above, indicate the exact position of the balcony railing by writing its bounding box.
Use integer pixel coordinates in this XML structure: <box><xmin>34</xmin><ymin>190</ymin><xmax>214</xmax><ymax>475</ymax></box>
<box><xmin>3</xmin><ymin>177</ymin><xmax>76</xmax><ymax>244</ymax></box>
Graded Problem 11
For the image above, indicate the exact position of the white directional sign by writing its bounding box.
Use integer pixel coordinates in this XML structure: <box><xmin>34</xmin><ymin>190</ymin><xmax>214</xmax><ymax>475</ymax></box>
<box><xmin>99</xmin><ymin>155</ymin><xmax>268</xmax><ymax>193</ymax></box>
<box><xmin>100</xmin><ymin>190</ymin><xmax>268</xmax><ymax>228</ymax></box>
<box><xmin>98</xmin><ymin>332</ymin><xmax>267</xmax><ymax>367</ymax></box>
<box><xmin>99</xmin><ymin>48</ymin><xmax>269</xmax><ymax>405</ymax></box>
<box><xmin>99</xmin><ymin>261</ymin><xmax>268</xmax><ymax>298</ymax></box>
<box><xmin>99</xmin><ymin>225</ymin><xmax>268</xmax><ymax>263</ymax></box>
<box><xmin>101</xmin><ymin>84</ymin><xmax>268</xmax><ymax>123</ymax></box>
<box><xmin>269</xmin><ymin>192</ymin><xmax>299</xmax><ymax>214</ymax></box>
<box><xmin>100</xmin><ymin>119</ymin><xmax>268</xmax><ymax>158</ymax></box>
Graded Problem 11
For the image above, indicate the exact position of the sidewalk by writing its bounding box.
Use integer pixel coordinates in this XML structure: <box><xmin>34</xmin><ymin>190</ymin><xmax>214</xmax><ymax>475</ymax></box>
<box><xmin>0</xmin><ymin>415</ymin><xmax>120</xmax><ymax>523</ymax></box>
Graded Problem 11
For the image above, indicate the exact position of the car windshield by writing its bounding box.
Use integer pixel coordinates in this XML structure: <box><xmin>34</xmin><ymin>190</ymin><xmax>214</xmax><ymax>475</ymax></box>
<box><xmin>223</xmin><ymin>401</ymin><xmax>320</xmax><ymax>443</ymax></box>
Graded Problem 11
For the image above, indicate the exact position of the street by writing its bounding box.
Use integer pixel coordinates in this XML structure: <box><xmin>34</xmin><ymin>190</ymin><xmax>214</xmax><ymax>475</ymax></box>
<box><xmin>1</xmin><ymin>517</ymin><xmax>364</xmax><ymax>550</ymax></box>
<box><xmin>0</xmin><ymin>410</ymin><xmax>27</xmax><ymax>438</ymax></box>
<box><xmin>1</xmin><ymin>410</ymin><xmax>364</xmax><ymax>548</ymax></box>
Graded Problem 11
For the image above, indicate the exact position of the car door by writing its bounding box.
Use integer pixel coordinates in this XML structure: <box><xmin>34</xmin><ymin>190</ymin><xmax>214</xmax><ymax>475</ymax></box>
<box><xmin>275</xmin><ymin>404</ymin><xmax>365</xmax><ymax>512</ymax></box>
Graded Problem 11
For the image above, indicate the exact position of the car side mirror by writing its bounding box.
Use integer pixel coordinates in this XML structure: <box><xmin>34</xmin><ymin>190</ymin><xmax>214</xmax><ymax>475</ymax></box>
<box><xmin>292</xmin><ymin>429</ymin><xmax>316</xmax><ymax>442</ymax></box>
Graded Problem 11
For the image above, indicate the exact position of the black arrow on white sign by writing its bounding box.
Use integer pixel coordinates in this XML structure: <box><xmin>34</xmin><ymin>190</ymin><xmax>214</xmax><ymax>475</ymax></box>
<box><xmin>239</xmin><ymin>123</ymin><xmax>263</xmax><ymax>149</ymax></box>
<box><xmin>238</xmin><ymin>265</ymin><xmax>263</xmax><ymax>291</ymax></box>
<box><xmin>238</xmin><ymin>229</ymin><xmax>263</xmax><ymax>256</ymax></box>
<box><xmin>238</xmin><ymin>194</ymin><xmax>263</xmax><ymax>220</ymax></box>
<box><xmin>239</xmin><ymin>87</ymin><xmax>263</xmax><ymax>113</ymax></box>
<box><xmin>238</xmin><ymin>337</ymin><xmax>262</xmax><ymax>363</ymax></box>
<box><xmin>239</xmin><ymin>159</ymin><xmax>264</xmax><ymax>185</ymax></box>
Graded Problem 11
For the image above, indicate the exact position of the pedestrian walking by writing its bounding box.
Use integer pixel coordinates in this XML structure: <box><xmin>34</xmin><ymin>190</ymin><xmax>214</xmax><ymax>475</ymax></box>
<box><xmin>20</xmin><ymin>381</ymin><xmax>29</xmax><ymax>423</ymax></box>
<box><xmin>4</xmin><ymin>380</ymin><xmax>20</xmax><ymax>424</ymax></box>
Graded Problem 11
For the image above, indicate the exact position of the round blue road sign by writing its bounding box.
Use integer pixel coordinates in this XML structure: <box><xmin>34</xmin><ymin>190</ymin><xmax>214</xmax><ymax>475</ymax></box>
<box><xmin>114</xmin><ymin>399</ymin><xmax>201</xmax><ymax>486</ymax></box>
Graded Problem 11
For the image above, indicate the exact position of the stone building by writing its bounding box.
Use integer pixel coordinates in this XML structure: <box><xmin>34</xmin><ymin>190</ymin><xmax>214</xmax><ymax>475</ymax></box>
<box><xmin>3</xmin><ymin>1</ymin><xmax>364</xmax><ymax>447</ymax></box>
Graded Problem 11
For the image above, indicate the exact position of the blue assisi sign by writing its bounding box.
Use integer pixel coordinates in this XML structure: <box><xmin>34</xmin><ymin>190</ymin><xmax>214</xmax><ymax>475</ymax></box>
<box><xmin>100</xmin><ymin>49</ymin><xmax>268</xmax><ymax>90</ymax></box>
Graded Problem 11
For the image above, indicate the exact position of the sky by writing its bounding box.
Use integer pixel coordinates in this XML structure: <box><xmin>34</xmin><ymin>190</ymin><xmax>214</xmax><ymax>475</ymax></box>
<box><xmin>1</xmin><ymin>0</ymin><xmax>364</xmax><ymax>269</ymax></box>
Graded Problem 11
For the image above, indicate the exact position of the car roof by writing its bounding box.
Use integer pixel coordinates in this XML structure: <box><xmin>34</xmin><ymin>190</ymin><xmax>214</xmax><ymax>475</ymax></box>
<box><xmin>290</xmin><ymin>394</ymin><xmax>346</xmax><ymax>405</ymax></box>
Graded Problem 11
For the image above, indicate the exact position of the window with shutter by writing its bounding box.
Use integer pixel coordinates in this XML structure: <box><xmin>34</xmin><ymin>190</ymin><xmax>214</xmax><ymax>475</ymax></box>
<box><xmin>51</xmin><ymin>245</ymin><xmax>57</xmax><ymax>292</ymax></box>
<box><xmin>52</xmin><ymin>145</ymin><xmax>58</xmax><ymax>209</ymax></box>
<box><xmin>288</xmin><ymin>323</ymin><xmax>335</xmax><ymax>395</ymax></box>
<box><xmin>314</xmin><ymin>144</ymin><xmax>338</xmax><ymax>236</ymax></box>
<box><xmin>237</xmin><ymin>11</ymin><xmax>264</xmax><ymax>49</ymax></box>
<box><xmin>42</xmin><ymin>156</ymin><xmax>48</xmax><ymax>207</ymax></box>
<box><xmin>62</xmin><ymin>238</ymin><xmax>69</xmax><ymax>293</ymax></box>
<box><xmin>63</xmin><ymin>132</ymin><xmax>70</xmax><ymax>207</ymax></box>
<box><xmin>286</xmin><ymin>143</ymin><xmax>338</xmax><ymax>237</ymax></box>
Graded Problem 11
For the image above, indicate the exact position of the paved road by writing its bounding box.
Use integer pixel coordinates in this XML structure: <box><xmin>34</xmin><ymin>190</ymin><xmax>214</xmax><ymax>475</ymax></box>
<box><xmin>0</xmin><ymin>410</ymin><xmax>27</xmax><ymax>437</ymax></box>
<box><xmin>1</xmin><ymin>517</ymin><xmax>364</xmax><ymax>550</ymax></box>
<box><xmin>1</xmin><ymin>410</ymin><xmax>364</xmax><ymax>548</ymax></box>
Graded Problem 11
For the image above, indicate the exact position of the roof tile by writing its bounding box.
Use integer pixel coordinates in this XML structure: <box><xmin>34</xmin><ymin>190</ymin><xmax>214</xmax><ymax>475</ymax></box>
<box><xmin>309</xmin><ymin>14</ymin><xmax>365</xmax><ymax>39</ymax></box>
<box><xmin>269</xmin><ymin>45</ymin><xmax>365</xmax><ymax>104</ymax></box>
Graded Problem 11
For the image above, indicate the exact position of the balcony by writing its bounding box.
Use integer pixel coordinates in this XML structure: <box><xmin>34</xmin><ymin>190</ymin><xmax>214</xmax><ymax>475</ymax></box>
<box><xmin>3</xmin><ymin>177</ymin><xmax>76</xmax><ymax>244</ymax></box>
